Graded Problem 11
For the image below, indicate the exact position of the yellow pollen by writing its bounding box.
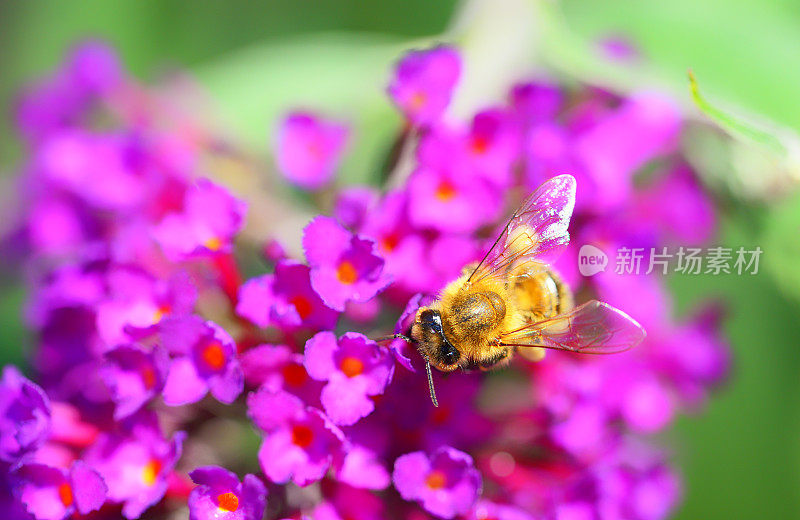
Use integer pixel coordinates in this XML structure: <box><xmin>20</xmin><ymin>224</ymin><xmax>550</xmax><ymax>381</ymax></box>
<box><xmin>340</xmin><ymin>356</ymin><xmax>364</xmax><ymax>378</ymax></box>
<box><xmin>336</xmin><ymin>261</ymin><xmax>358</xmax><ymax>285</ymax></box>
<box><xmin>289</xmin><ymin>295</ymin><xmax>312</xmax><ymax>320</ymax></box>
<box><xmin>142</xmin><ymin>459</ymin><xmax>162</xmax><ymax>486</ymax></box>
<box><xmin>153</xmin><ymin>304</ymin><xmax>171</xmax><ymax>323</ymax></box>
<box><xmin>201</xmin><ymin>342</ymin><xmax>226</xmax><ymax>371</ymax></box>
<box><xmin>217</xmin><ymin>491</ymin><xmax>239</xmax><ymax>512</ymax></box>
<box><xmin>291</xmin><ymin>425</ymin><xmax>314</xmax><ymax>448</ymax></box>
<box><xmin>425</xmin><ymin>470</ymin><xmax>447</xmax><ymax>489</ymax></box>
<box><xmin>435</xmin><ymin>180</ymin><xmax>457</xmax><ymax>201</ymax></box>
<box><xmin>58</xmin><ymin>482</ymin><xmax>73</xmax><ymax>507</ymax></box>
<box><xmin>204</xmin><ymin>237</ymin><xmax>222</xmax><ymax>251</ymax></box>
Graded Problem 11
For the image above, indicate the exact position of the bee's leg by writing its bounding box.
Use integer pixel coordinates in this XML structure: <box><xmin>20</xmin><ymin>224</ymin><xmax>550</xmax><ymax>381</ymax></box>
<box><xmin>479</xmin><ymin>346</ymin><xmax>515</xmax><ymax>371</ymax></box>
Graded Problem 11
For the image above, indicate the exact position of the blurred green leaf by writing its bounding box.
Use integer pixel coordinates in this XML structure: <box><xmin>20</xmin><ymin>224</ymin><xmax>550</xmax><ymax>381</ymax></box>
<box><xmin>194</xmin><ymin>33</ymin><xmax>414</xmax><ymax>185</ymax></box>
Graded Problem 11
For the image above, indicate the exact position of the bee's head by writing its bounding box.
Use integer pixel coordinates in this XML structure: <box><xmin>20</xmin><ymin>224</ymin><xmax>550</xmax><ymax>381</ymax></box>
<box><xmin>411</xmin><ymin>307</ymin><xmax>461</xmax><ymax>371</ymax></box>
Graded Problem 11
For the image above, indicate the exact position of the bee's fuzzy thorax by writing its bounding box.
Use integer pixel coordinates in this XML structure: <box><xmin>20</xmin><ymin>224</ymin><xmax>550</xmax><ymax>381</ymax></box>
<box><xmin>436</xmin><ymin>272</ymin><xmax>519</xmax><ymax>361</ymax></box>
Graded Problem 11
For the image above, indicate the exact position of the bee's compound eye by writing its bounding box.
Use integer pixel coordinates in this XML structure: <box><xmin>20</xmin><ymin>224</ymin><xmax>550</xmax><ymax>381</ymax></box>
<box><xmin>441</xmin><ymin>345</ymin><xmax>460</xmax><ymax>365</ymax></box>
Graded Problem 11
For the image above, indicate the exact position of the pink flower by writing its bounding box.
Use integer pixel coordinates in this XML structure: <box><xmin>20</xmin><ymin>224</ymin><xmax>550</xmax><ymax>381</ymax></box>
<box><xmin>407</xmin><ymin>166</ymin><xmax>502</xmax><ymax>233</ymax></box>
<box><xmin>12</xmin><ymin>461</ymin><xmax>107</xmax><ymax>520</ymax></box>
<box><xmin>85</xmin><ymin>412</ymin><xmax>184</xmax><ymax>519</ymax></box>
<box><xmin>275</xmin><ymin>112</ymin><xmax>349</xmax><ymax>190</ymax></box>
<box><xmin>188</xmin><ymin>466</ymin><xmax>267</xmax><ymax>520</ymax></box>
<box><xmin>154</xmin><ymin>178</ymin><xmax>246</xmax><ymax>260</ymax></box>
<box><xmin>303</xmin><ymin>216</ymin><xmax>391</xmax><ymax>311</ymax></box>
<box><xmin>247</xmin><ymin>388</ymin><xmax>344</xmax><ymax>487</ymax></box>
<box><xmin>161</xmin><ymin>316</ymin><xmax>244</xmax><ymax>406</ymax></box>
<box><xmin>388</xmin><ymin>46</ymin><xmax>461</xmax><ymax>126</ymax></box>
<box><xmin>236</xmin><ymin>261</ymin><xmax>339</xmax><ymax>331</ymax></box>
<box><xmin>393</xmin><ymin>447</ymin><xmax>482</xmax><ymax>519</ymax></box>
<box><xmin>304</xmin><ymin>332</ymin><xmax>394</xmax><ymax>426</ymax></box>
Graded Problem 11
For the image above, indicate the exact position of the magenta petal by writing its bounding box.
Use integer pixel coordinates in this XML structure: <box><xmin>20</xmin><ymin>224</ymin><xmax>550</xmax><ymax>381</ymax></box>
<box><xmin>163</xmin><ymin>357</ymin><xmax>208</xmax><ymax>406</ymax></box>
<box><xmin>303</xmin><ymin>331</ymin><xmax>339</xmax><ymax>381</ymax></box>
<box><xmin>320</xmin><ymin>376</ymin><xmax>374</xmax><ymax>426</ymax></box>
<box><xmin>247</xmin><ymin>388</ymin><xmax>304</xmax><ymax>432</ymax></box>
<box><xmin>69</xmin><ymin>461</ymin><xmax>107</xmax><ymax>514</ymax></box>
<box><xmin>259</xmin><ymin>430</ymin><xmax>316</xmax><ymax>485</ymax></box>
<box><xmin>302</xmin><ymin>216</ymin><xmax>351</xmax><ymax>266</ymax></box>
<box><xmin>393</xmin><ymin>451</ymin><xmax>431</xmax><ymax>499</ymax></box>
<box><xmin>208</xmin><ymin>361</ymin><xmax>244</xmax><ymax>404</ymax></box>
<box><xmin>337</xmin><ymin>445</ymin><xmax>390</xmax><ymax>490</ymax></box>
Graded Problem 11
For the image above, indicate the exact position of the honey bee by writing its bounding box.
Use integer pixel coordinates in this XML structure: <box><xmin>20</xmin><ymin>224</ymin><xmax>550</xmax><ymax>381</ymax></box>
<box><xmin>385</xmin><ymin>174</ymin><xmax>646</xmax><ymax>406</ymax></box>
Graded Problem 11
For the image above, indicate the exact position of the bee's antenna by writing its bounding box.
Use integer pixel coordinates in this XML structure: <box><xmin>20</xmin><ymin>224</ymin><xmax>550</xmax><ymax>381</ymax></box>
<box><xmin>425</xmin><ymin>359</ymin><xmax>439</xmax><ymax>408</ymax></box>
<box><xmin>372</xmin><ymin>333</ymin><xmax>412</xmax><ymax>343</ymax></box>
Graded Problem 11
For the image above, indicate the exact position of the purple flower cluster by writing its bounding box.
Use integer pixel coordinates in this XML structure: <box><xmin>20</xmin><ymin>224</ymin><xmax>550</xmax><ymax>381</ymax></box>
<box><xmin>1</xmin><ymin>41</ymin><xmax>729</xmax><ymax>520</ymax></box>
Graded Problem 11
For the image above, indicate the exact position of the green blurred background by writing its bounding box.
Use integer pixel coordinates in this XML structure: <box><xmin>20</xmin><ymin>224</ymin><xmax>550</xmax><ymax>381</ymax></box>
<box><xmin>1</xmin><ymin>1</ymin><xmax>799</xmax><ymax>518</ymax></box>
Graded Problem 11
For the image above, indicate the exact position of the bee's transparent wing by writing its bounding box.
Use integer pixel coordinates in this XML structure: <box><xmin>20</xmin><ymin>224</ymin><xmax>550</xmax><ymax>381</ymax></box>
<box><xmin>500</xmin><ymin>301</ymin><xmax>646</xmax><ymax>354</ymax></box>
<box><xmin>466</xmin><ymin>174</ymin><xmax>576</xmax><ymax>286</ymax></box>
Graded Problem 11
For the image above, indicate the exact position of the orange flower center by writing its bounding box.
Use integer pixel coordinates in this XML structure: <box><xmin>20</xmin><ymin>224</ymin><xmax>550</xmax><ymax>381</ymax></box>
<box><xmin>435</xmin><ymin>180</ymin><xmax>457</xmax><ymax>201</ymax></box>
<box><xmin>425</xmin><ymin>470</ymin><xmax>447</xmax><ymax>489</ymax></box>
<box><xmin>470</xmin><ymin>136</ymin><xmax>490</xmax><ymax>154</ymax></box>
<box><xmin>410</xmin><ymin>92</ymin><xmax>427</xmax><ymax>111</ymax></box>
<box><xmin>282</xmin><ymin>363</ymin><xmax>308</xmax><ymax>387</ymax></box>
<box><xmin>217</xmin><ymin>491</ymin><xmax>239</xmax><ymax>512</ymax></box>
<box><xmin>153</xmin><ymin>304</ymin><xmax>171</xmax><ymax>323</ymax></box>
<box><xmin>141</xmin><ymin>366</ymin><xmax>157</xmax><ymax>390</ymax></box>
<box><xmin>58</xmin><ymin>482</ymin><xmax>73</xmax><ymax>507</ymax></box>
<box><xmin>291</xmin><ymin>425</ymin><xmax>314</xmax><ymax>448</ymax></box>
<box><xmin>142</xmin><ymin>459</ymin><xmax>162</xmax><ymax>486</ymax></box>
<box><xmin>289</xmin><ymin>295</ymin><xmax>312</xmax><ymax>320</ymax></box>
<box><xmin>340</xmin><ymin>356</ymin><xmax>364</xmax><ymax>378</ymax></box>
<box><xmin>202</xmin><ymin>342</ymin><xmax>226</xmax><ymax>371</ymax></box>
<box><xmin>381</xmin><ymin>233</ymin><xmax>400</xmax><ymax>252</ymax></box>
<box><xmin>336</xmin><ymin>260</ymin><xmax>358</xmax><ymax>284</ymax></box>
<box><xmin>204</xmin><ymin>236</ymin><xmax>223</xmax><ymax>251</ymax></box>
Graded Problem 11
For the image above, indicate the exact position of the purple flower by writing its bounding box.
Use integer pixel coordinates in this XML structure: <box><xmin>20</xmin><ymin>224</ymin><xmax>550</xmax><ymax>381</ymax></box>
<box><xmin>154</xmin><ymin>178</ymin><xmax>247</xmax><ymax>260</ymax></box>
<box><xmin>162</xmin><ymin>316</ymin><xmax>244</xmax><ymax>406</ymax></box>
<box><xmin>0</xmin><ymin>367</ymin><xmax>51</xmax><ymax>463</ymax></box>
<box><xmin>85</xmin><ymin>412</ymin><xmax>184</xmax><ymax>519</ymax></box>
<box><xmin>12</xmin><ymin>461</ymin><xmax>106</xmax><ymax>520</ymax></box>
<box><xmin>247</xmin><ymin>388</ymin><xmax>344</xmax><ymax>486</ymax></box>
<box><xmin>574</xmin><ymin>92</ymin><xmax>680</xmax><ymax>210</ymax></box>
<box><xmin>312</xmin><ymin>483</ymin><xmax>384</xmax><ymax>520</ymax></box>
<box><xmin>36</xmin><ymin>131</ymin><xmax>147</xmax><ymax>211</ymax></box>
<box><xmin>333</xmin><ymin>186</ymin><xmax>379</xmax><ymax>229</ymax></box>
<box><xmin>239</xmin><ymin>344</ymin><xmax>324</xmax><ymax>406</ymax></box>
<box><xmin>468</xmin><ymin>500</ymin><xmax>535</xmax><ymax>520</ymax></box>
<box><xmin>100</xmin><ymin>344</ymin><xmax>169</xmax><ymax>420</ymax></box>
<box><xmin>406</xmin><ymin>166</ymin><xmax>501</xmax><ymax>233</ymax></box>
<box><xmin>336</xmin><ymin>444</ymin><xmax>391</xmax><ymax>490</ymax></box>
<box><xmin>236</xmin><ymin>261</ymin><xmax>339</xmax><ymax>331</ymax></box>
<box><xmin>67</xmin><ymin>40</ymin><xmax>124</xmax><ymax>95</ymax></box>
<box><xmin>510</xmin><ymin>81</ymin><xmax>563</xmax><ymax>124</ymax></box>
<box><xmin>388</xmin><ymin>46</ymin><xmax>461</xmax><ymax>126</ymax></box>
<box><xmin>418</xmin><ymin>111</ymin><xmax>521</xmax><ymax>188</ymax></box>
<box><xmin>275</xmin><ymin>112</ymin><xmax>349</xmax><ymax>190</ymax></box>
<box><xmin>393</xmin><ymin>447</ymin><xmax>481</xmax><ymax>519</ymax></box>
<box><xmin>304</xmin><ymin>332</ymin><xmax>394</xmax><ymax>426</ymax></box>
<box><xmin>303</xmin><ymin>216</ymin><xmax>391</xmax><ymax>311</ymax></box>
<box><xmin>95</xmin><ymin>269</ymin><xmax>197</xmax><ymax>348</ymax></box>
<box><xmin>188</xmin><ymin>466</ymin><xmax>267</xmax><ymax>520</ymax></box>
